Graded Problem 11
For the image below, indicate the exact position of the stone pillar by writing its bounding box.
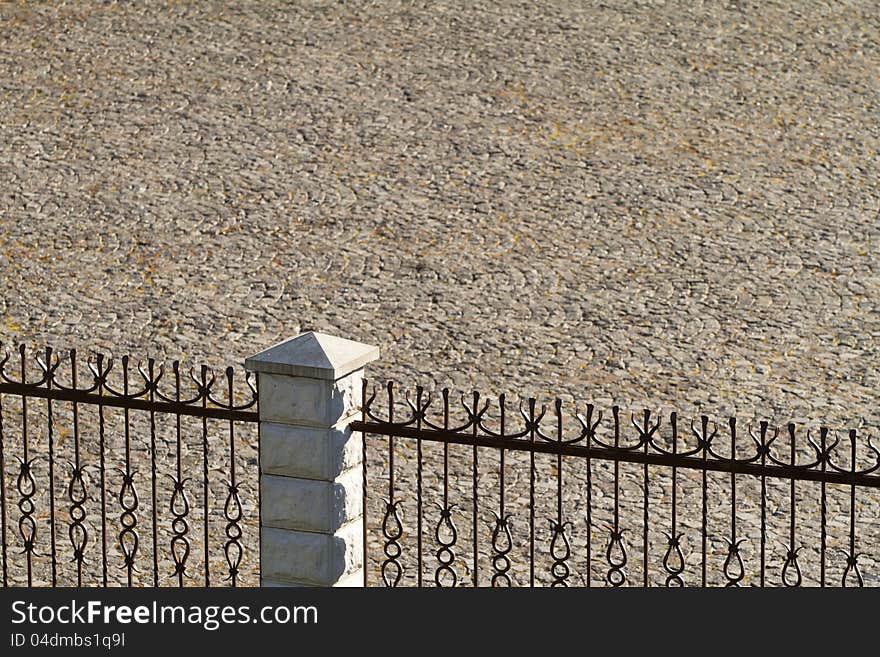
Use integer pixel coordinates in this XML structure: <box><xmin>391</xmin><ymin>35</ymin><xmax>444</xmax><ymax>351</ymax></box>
<box><xmin>245</xmin><ymin>331</ymin><xmax>379</xmax><ymax>587</ymax></box>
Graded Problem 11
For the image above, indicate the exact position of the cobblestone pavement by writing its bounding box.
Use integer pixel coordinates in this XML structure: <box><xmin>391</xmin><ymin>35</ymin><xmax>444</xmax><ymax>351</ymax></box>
<box><xmin>1</xmin><ymin>1</ymin><xmax>879</xmax><ymax>585</ymax></box>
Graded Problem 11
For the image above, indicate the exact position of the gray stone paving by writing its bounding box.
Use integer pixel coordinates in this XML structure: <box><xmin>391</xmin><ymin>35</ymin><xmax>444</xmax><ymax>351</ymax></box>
<box><xmin>1</xmin><ymin>1</ymin><xmax>878</xmax><ymax>586</ymax></box>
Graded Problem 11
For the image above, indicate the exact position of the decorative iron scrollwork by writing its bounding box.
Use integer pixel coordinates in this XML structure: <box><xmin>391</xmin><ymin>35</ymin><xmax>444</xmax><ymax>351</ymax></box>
<box><xmin>605</xmin><ymin>527</ymin><xmax>627</xmax><ymax>587</ymax></box>
<box><xmin>67</xmin><ymin>462</ymin><xmax>88</xmax><ymax>569</ymax></box>
<box><xmin>434</xmin><ymin>503</ymin><xmax>458</xmax><ymax>587</ymax></box>
<box><xmin>381</xmin><ymin>499</ymin><xmax>404</xmax><ymax>587</ymax></box>
<box><xmin>356</xmin><ymin>382</ymin><xmax>880</xmax><ymax>587</ymax></box>
<box><xmin>549</xmin><ymin>519</ymin><xmax>572</xmax><ymax>587</ymax></box>
<box><xmin>781</xmin><ymin>546</ymin><xmax>802</xmax><ymax>587</ymax></box>
<box><xmin>223</xmin><ymin>481</ymin><xmax>244</xmax><ymax>584</ymax></box>
<box><xmin>662</xmin><ymin>532</ymin><xmax>685</xmax><ymax>587</ymax></box>
<box><xmin>0</xmin><ymin>343</ymin><xmax>258</xmax><ymax>586</ymax></box>
<box><xmin>841</xmin><ymin>550</ymin><xmax>863</xmax><ymax>588</ymax></box>
<box><xmin>169</xmin><ymin>475</ymin><xmax>191</xmax><ymax>581</ymax></box>
<box><xmin>358</xmin><ymin>384</ymin><xmax>880</xmax><ymax>483</ymax></box>
<box><xmin>490</xmin><ymin>512</ymin><xmax>512</xmax><ymax>587</ymax></box>
<box><xmin>0</xmin><ymin>343</ymin><xmax>257</xmax><ymax>413</ymax></box>
<box><xmin>118</xmin><ymin>468</ymin><xmax>139</xmax><ymax>576</ymax></box>
<box><xmin>16</xmin><ymin>456</ymin><xmax>38</xmax><ymax>559</ymax></box>
<box><xmin>722</xmin><ymin>539</ymin><xmax>746</xmax><ymax>587</ymax></box>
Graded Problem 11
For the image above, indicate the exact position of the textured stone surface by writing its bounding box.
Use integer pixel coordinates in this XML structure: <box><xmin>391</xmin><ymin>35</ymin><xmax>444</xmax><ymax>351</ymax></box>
<box><xmin>261</xmin><ymin>522</ymin><xmax>362</xmax><ymax>586</ymax></box>
<box><xmin>261</xmin><ymin>469</ymin><xmax>362</xmax><ymax>533</ymax></box>
<box><xmin>260</xmin><ymin>422</ymin><xmax>360</xmax><ymax>481</ymax></box>
<box><xmin>0</xmin><ymin>1</ymin><xmax>877</xmax><ymax>429</ymax></box>
<box><xmin>262</xmin><ymin>568</ymin><xmax>363</xmax><ymax>587</ymax></box>
<box><xmin>1</xmin><ymin>1</ymin><xmax>879</xmax><ymax>587</ymax></box>
<box><xmin>257</xmin><ymin>370</ymin><xmax>361</xmax><ymax>427</ymax></box>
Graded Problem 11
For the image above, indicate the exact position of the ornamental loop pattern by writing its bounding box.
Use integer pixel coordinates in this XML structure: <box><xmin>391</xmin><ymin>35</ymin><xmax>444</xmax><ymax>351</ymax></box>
<box><xmin>355</xmin><ymin>381</ymin><xmax>880</xmax><ymax>587</ymax></box>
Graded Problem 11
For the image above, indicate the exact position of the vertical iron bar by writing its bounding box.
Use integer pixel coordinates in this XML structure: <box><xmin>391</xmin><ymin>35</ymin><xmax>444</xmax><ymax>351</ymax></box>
<box><xmin>642</xmin><ymin>412</ymin><xmax>648</xmax><ymax>588</ymax></box>
<box><xmin>70</xmin><ymin>351</ymin><xmax>84</xmax><ymax>587</ymax></box>
<box><xmin>605</xmin><ymin>405</ymin><xmax>627</xmax><ymax>587</ymax></box>
<box><xmin>779</xmin><ymin>424</ymin><xmax>801</xmax><ymax>587</ymax></box>
<box><xmin>611</xmin><ymin>406</ymin><xmax>620</xmax><ymax>533</ymax></box>
<box><xmin>528</xmin><ymin>399</ymin><xmax>535</xmax><ymax>587</ymax></box>
<box><xmin>173</xmin><ymin>362</ymin><xmax>186</xmax><ymax>587</ymax></box>
<box><xmin>672</xmin><ymin>412</ymin><xmax>678</xmax><ymax>578</ymax></box>
<box><xmin>585</xmin><ymin>406</ymin><xmax>592</xmax><ymax>588</ymax></box>
<box><xmin>472</xmin><ymin>391</ymin><xmax>479</xmax><ymax>588</ymax></box>
<box><xmin>201</xmin><ymin>366</ymin><xmax>209</xmax><ymax>587</ymax></box>
<box><xmin>760</xmin><ymin>422</ymin><xmax>766</xmax><ymax>587</ymax></box>
<box><xmin>97</xmin><ymin>356</ymin><xmax>107</xmax><ymax>587</ymax></box>
<box><xmin>613</xmin><ymin>405</ymin><xmax>620</xmax><ymax>559</ymax></box>
<box><xmin>820</xmin><ymin>427</ymin><xmax>827</xmax><ymax>587</ymax></box>
<box><xmin>723</xmin><ymin>418</ymin><xmax>743</xmax><ymax>587</ymax></box>
<box><xmin>844</xmin><ymin>430</ymin><xmax>859</xmax><ymax>587</ymax></box>
<box><xmin>789</xmin><ymin>425</ymin><xmax>796</xmax><ymax>585</ymax></box>
<box><xmin>549</xmin><ymin>399</ymin><xmax>570</xmax><ymax>587</ymax></box>
<box><xmin>557</xmin><ymin>402</ymin><xmax>562</xmax><ymax>548</ymax></box>
<box><xmin>416</xmin><ymin>386</ymin><xmax>423</xmax><ymax>587</ymax></box>
<box><xmin>149</xmin><ymin>360</ymin><xmax>158</xmax><ymax>587</ymax></box>
<box><xmin>731</xmin><ymin>419</ymin><xmax>736</xmax><ymax>557</ymax></box>
<box><xmin>500</xmin><ymin>395</ymin><xmax>505</xmax><ymax>541</ymax></box>
<box><xmin>434</xmin><ymin>389</ymin><xmax>457</xmax><ymax>587</ymax></box>
<box><xmin>491</xmin><ymin>393</ymin><xmax>510</xmax><ymax>587</ymax></box>
<box><xmin>614</xmin><ymin>406</ymin><xmax>622</xmax><ymax>588</ymax></box>
<box><xmin>730</xmin><ymin>419</ymin><xmax>736</xmax><ymax>585</ymax></box>
<box><xmin>255</xmin><ymin>372</ymin><xmax>261</xmax><ymax>586</ymax></box>
<box><xmin>45</xmin><ymin>347</ymin><xmax>57</xmax><ymax>586</ymax></box>
<box><xmin>443</xmin><ymin>390</ymin><xmax>449</xmax><ymax>513</ymax></box>
<box><xmin>790</xmin><ymin>426</ymin><xmax>795</xmax><ymax>553</ymax></box>
<box><xmin>20</xmin><ymin>347</ymin><xmax>31</xmax><ymax>586</ymax></box>
<box><xmin>225</xmin><ymin>368</ymin><xmax>239</xmax><ymax>588</ymax></box>
<box><xmin>380</xmin><ymin>382</ymin><xmax>403</xmax><ymax>587</ymax></box>
<box><xmin>663</xmin><ymin>412</ymin><xmax>683</xmax><ymax>587</ymax></box>
<box><xmin>701</xmin><ymin>418</ymin><xmax>708</xmax><ymax>587</ymax></box>
<box><xmin>122</xmin><ymin>357</ymin><xmax>136</xmax><ymax>587</ymax></box>
<box><xmin>361</xmin><ymin>380</ymin><xmax>368</xmax><ymax>587</ymax></box>
<box><xmin>388</xmin><ymin>383</ymin><xmax>394</xmax><ymax>543</ymax></box>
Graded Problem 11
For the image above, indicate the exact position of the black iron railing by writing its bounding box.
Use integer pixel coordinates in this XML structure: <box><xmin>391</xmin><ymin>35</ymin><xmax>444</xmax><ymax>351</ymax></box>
<box><xmin>5</xmin><ymin>342</ymin><xmax>878</xmax><ymax>588</ymax></box>
<box><xmin>354</xmin><ymin>381</ymin><xmax>880</xmax><ymax>587</ymax></box>
<box><xmin>0</xmin><ymin>344</ymin><xmax>259</xmax><ymax>587</ymax></box>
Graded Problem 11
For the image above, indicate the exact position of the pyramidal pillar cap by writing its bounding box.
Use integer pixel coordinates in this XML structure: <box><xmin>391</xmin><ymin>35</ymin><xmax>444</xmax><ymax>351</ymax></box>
<box><xmin>245</xmin><ymin>332</ymin><xmax>379</xmax><ymax>381</ymax></box>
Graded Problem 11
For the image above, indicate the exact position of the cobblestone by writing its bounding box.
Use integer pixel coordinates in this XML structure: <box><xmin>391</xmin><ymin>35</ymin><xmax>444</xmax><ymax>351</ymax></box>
<box><xmin>1</xmin><ymin>1</ymin><xmax>878</xmax><ymax>586</ymax></box>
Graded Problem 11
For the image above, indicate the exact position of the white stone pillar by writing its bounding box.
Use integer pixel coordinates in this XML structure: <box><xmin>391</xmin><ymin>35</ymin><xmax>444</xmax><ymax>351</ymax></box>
<box><xmin>245</xmin><ymin>331</ymin><xmax>379</xmax><ymax>587</ymax></box>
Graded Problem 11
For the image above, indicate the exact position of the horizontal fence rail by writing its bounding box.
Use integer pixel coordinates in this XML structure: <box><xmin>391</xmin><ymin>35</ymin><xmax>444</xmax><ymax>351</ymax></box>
<box><xmin>354</xmin><ymin>381</ymin><xmax>880</xmax><ymax>587</ymax></box>
<box><xmin>0</xmin><ymin>344</ymin><xmax>259</xmax><ymax>587</ymax></box>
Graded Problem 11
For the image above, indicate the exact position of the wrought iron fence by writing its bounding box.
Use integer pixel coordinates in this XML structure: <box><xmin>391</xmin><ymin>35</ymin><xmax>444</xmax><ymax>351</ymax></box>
<box><xmin>354</xmin><ymin>381</ymin><xmax>880</xmax><ymax>587</ymax></box>
<box><xmin>0</xmin><ymin>344</ymin><xmax>259</xmax><ymax>587</ymax></box>
<box><xmin>5</xmin><ymin>338</ymin><xmax>879</xmax><ymax>588</ymax></box>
